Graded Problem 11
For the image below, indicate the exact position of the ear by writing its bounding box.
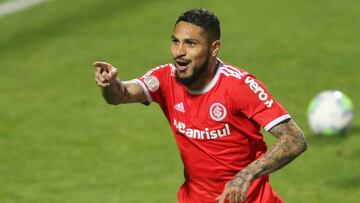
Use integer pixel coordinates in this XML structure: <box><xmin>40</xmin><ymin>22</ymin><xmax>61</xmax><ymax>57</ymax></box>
<box><xmin>210</xmin><ymin>40</ymin><xmax>221</xmax><ymax>57</ymax></box>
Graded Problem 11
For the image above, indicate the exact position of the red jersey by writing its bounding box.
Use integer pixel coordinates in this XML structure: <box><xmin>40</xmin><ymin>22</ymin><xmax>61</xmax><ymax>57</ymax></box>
<box><xmin>135</xmin><ymin>60</ymin><xmax>288</xmax><ymax>203</ymax></box>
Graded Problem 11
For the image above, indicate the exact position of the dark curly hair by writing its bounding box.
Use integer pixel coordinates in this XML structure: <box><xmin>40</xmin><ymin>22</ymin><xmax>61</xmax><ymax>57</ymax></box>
<box><xmin>175</xmin><ymin>8</ymin><xmax>221</xmax><ymax>43</ymax></box>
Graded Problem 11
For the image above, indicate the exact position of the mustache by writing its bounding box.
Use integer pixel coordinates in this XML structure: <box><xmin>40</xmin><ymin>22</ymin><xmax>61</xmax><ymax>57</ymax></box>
<box><xmin>174</xmin><ymin>57</ymin><xmax>191</xmax><ymax>63</ymax></box>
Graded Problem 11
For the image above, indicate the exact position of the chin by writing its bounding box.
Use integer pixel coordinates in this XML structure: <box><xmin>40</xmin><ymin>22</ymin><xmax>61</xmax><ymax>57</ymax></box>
<box><xmin>176</xmin><ymin>69</ymin><xmax>192</xmax><ymax>78</ymax></box>
<box><xmin>175</xmin><ymin>71</ymin><xmax>197</xmax><ymax>86</ymax></box>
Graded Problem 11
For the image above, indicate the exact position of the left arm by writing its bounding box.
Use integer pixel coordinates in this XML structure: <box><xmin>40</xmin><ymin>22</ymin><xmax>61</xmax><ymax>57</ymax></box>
<box><xmin>216</xmin><ymin>119</ymin><xmax>307</xmax><ymax>203</ymax></box>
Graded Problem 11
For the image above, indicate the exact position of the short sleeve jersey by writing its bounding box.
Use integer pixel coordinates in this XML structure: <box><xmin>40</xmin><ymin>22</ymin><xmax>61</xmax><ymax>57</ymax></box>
<box><xmin>134</xmin><ymin>60</ymin><xmax>288</xmax><ymax>203</ymax></box>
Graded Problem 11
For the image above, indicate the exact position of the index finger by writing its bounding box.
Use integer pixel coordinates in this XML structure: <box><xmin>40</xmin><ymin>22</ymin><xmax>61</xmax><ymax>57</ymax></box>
<box><xmin>93</xmin><ymin>61</ymin><xmax>112</xmax><ymax>72</ymax></box>
<box><xmin>95</xmin><ymin>66</ymin><xmax>101</xmax><ymax>73</ymax></box>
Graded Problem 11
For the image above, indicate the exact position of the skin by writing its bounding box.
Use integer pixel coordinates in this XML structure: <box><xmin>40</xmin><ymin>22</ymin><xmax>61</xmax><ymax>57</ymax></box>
<box><xmin>94</xmin><ymin>21</ymin><xmax>221</xmax><ymax>103</ymax></box>
<box><xmin>215</xmin><ymin>119</ymin><xmax>307</xmax><ymax>203</ymax></box>
<box><xmin>94</xmin><ymin>20</ymin><xmax>307</xmax><ymax>203</ymax></box>
<box><xmin>93</xmin><ymin>62</ymin><xmax>147</xmax><ymax>104</ymax></box>
<box><xmin>171</xmin><ymin>21</ymin><xmax>220</xmax><ymax>89</ymax></box>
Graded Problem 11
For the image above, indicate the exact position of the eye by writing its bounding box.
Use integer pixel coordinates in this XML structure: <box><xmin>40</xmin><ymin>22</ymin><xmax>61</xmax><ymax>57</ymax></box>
<box><xmin>186</xmin><ymin>40</ymin><xmax>197</xmax><ymax>47</ymax></box>
<box><xmin>172</xmin><ymin>38</ymin><xmax>179</xmax><ymax>44</ymax></box>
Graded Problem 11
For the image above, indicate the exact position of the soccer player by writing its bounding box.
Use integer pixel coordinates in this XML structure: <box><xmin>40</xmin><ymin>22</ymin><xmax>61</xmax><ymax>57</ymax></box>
<box><xmin>93</xmin><ymin>8</ymin><xmax>307</xmax><ymax>203</ymax></box>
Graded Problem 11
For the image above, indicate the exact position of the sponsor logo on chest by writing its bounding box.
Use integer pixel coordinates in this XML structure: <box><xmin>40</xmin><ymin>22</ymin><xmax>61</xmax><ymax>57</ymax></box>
<box><xmin>173</xmin><ymin>118</ymin><xmax>230</xmax><ymax>140</ymax></box>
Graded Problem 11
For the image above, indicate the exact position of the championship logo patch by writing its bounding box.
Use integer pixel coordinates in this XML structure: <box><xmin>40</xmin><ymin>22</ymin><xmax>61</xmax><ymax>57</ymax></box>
<box><xmin>144</xmin><ymin>76</ymin><xmax>160</xmax><ymax>92</ymax></box>
<box><xmin>209</xmin><ymin>102</ymin><xmax>227</xmax><ymax>121</ymax></box>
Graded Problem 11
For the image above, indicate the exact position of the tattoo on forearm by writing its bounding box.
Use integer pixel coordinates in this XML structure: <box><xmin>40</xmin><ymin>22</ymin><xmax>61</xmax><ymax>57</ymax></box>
<box><xmin>102</xmin><ymin>79</ymin><xmax>124</xmax><ymax>104</ymax></box>
<box><xmin>239</xmin><ymin>120</ymin><xmax>307</xmax><ymax>181</ymax></box>
<box><xmin>102</xmin><ymin>80</ymin><xmax>147</xmax><ymax>104</ymax></box>
<box><xmin>120</xmin><ymin>82</ymin><xmax>147</xmax><ymax>103</ymax></box>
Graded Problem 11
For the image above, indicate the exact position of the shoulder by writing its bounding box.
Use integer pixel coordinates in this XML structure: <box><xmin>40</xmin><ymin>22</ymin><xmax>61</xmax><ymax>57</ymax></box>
<box><xmin>217</xmin><ymin>63</ymin><xmax>254</xmax><ymax>88</ymax></box>
<box><xmin>217</xmin><ymin>63</ymin><xmax>272</xmax><ymax>104</ymax></box>
<box><xmin>137</xmin><ymin>63</ymin><xmax>176</xmax><ymax>93</ymax></box>
<box><xmin>218</xmin><ymin>62</ymin><xmax>269</xmax><ymax>89</ymax></box>
<box><xmin>218</xmin><ymin>63</ymin><xmax>248</xmax><ymax>80</ymax></box>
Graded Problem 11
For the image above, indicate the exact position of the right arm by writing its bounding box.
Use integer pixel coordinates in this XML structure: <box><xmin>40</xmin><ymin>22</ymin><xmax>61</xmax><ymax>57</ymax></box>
<box><xmin>93</xmin><ymin>61</ymin><xmax>148</xmax><ymax>105</ymax></box>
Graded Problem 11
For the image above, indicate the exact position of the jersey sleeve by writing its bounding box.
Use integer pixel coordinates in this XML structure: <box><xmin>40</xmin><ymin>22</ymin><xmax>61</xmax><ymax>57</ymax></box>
<box><xmin>235</xmin><ymin>74</ymin><xmax>291</xmax><ymax>131</ymax></box>
<box><xmin>132</xmin><ymin>64</ymin><xmax>170</xmax><ymax>105</ymax></box>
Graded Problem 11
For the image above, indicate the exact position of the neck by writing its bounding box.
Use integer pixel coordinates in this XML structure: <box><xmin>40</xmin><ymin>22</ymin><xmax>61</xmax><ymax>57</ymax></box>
<box><xmin>186</xmin><ymin>58</ymin><xmax>219</xmax><ymax>91</ymax></box>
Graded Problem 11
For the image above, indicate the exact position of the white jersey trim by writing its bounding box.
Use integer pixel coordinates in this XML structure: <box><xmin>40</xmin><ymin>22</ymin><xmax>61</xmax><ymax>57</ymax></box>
<box><xmin>264</xmin><ymin>114</ymin><xmax>291</xmax><ymax>131</ymax></box>
<box><xmin>132</xmin><ymin>79</ymin><xmax>153</xmax><ymax>103</ymax></box>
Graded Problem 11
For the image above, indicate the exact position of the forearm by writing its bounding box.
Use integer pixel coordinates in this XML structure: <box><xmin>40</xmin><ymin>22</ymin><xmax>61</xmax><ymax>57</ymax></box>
<box><xmin>94</xmin><ymin>61</ymin><xmax>148</xmax><ymax>104</ymax></box>
<box><xmin>241</xmin><ymin>136</ymin><xmax>307</xmax><ymax>182</ymax></box>
<box><xmin>102</xmin><ymin>80</ymin><xmax>148</xmax><ymax>104</ymax></box>
<box><xmin>101</xmin><ymin>78</ymin><xmax>125</xmax><ymax>105</ymax></box>
<box><xmin>235</xmin><ymin>120</ymin><xmax>307</xmax><ymax>182</ymax></box>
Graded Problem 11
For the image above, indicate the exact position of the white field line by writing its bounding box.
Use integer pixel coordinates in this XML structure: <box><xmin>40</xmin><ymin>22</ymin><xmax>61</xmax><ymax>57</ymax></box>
<box><xmin>0</xmin><ymin>0</ymin><xmax>50</xmax><ymax>17</ymax></box>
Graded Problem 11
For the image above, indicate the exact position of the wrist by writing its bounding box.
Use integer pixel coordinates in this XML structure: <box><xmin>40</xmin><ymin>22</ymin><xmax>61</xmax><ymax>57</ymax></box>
<box><xmin>108</xmin><ymin>77</ymin><xmax>119</xmax><ymax>86</ymax></box>
<box><xmin>236</xmin><ymin>169</ymin><xmax>256</xmax><ymax>182</ymax></box>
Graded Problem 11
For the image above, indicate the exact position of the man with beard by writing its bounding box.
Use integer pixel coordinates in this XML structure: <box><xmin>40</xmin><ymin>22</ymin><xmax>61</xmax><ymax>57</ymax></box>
<box><xmin>93</xmin><ymin>8</ymin><xmax>307</xmax><ymax>203</ymax></box>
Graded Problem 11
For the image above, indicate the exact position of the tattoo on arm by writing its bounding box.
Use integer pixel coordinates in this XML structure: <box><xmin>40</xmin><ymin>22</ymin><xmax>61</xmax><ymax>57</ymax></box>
<box><xmin>119</xmin><ymin>81</ymin><xmax>148</xmax><ymax>103</ymax></box>
<box><xmin>230</xmin><ymin>173</ymin><xmax>247</xmax><ymax>187</ymax></box>
<box><xmin>102</xmin><ymin>79</ymin><xmax>147</xmax><ymax>104</ymax></box>
<box><xmin>237</xmin><ymin>119</ymin><xmax>307</xmax><ymax>181</ymax></box>
<box><xmin>101</xmin><ymin>78</ymin><xmax>123</xmax><ymax>104</ymax></box>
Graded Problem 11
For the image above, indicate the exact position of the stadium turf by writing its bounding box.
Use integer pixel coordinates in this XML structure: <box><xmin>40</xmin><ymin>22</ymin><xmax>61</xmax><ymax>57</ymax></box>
<box><xmin>0</xmin><ymin>0</ymin><xmax>359</xmax><ymax>202</ymax></box>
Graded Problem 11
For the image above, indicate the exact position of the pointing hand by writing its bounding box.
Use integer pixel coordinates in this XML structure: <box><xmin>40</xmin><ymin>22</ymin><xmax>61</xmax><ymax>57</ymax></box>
<box><xmin>93</xmin><ymin>61</ymin><xmax>118</xmax><ymax>88</ymax></box>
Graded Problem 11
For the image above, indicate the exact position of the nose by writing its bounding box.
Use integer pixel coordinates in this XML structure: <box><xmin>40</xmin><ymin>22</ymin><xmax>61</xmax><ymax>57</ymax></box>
<box><xmin>173</xmin><ymin>43</ymin><xmax>186</xmax><ymax>58</ymax></box>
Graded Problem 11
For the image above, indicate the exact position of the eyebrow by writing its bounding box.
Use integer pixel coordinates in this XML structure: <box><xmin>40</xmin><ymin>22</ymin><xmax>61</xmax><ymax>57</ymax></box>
<box><xmin>171</xmin><ymin>35</ymin><xmax>200</xmax><ymax>43</ymax></box>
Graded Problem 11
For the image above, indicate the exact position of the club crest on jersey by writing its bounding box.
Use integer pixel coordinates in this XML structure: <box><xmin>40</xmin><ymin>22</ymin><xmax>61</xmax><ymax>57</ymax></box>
<box><xmin>144</xmin><ymin>76</ymin><xmax>159</xmax><ymax>92</ymax></box>
<box><xmin>209</xmin><ymin>102</ymin><xmax>227</xmax><ymax>121</ymax></box>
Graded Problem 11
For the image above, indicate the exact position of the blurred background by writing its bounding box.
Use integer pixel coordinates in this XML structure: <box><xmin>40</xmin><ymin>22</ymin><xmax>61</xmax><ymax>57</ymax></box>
<box><xmin>0</xmin><ymin>0</ymin><xmax>359</xmax><ymax>202</ymax></box>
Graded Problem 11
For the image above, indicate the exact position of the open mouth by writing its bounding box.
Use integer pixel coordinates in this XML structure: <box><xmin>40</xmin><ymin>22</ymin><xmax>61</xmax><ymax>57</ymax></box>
<box><xmin>175</xmin><ymin>60</ymin><xmax>190</xmax><ymax>71</ymax></box>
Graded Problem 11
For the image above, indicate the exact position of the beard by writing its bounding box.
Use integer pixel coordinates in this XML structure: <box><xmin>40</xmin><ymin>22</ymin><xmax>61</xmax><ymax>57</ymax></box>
<box><xmin>175</xmin><ymin>53</ymin><xmax>210</xmax><ymax>86</ymax></box>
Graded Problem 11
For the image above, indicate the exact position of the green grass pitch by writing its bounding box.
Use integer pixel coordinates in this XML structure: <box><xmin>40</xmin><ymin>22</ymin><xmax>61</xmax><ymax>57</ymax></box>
<box><xmin>0</xmin><ymin>0</ymin><xmax>359</xmax><ymax>202</ymax></box>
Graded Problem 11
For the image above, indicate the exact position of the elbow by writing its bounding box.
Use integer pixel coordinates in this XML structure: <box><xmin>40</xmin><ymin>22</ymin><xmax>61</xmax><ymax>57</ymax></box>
<box><xmin>297</xmin><ymin>134</ymin><xmax>308</xmax><ymax>155</ymax></box>
<box><xmin>302</xmin><ymin>138</ymin><xmax>308</xmax><ymax>153</ymax></box>
<box><xmin>286</xmin><ymin>132</ymin><xmax>308</xmax><ymax>157</ymax></box>
<box><xmin>300</xmin><ymin>140</ymin><xmax>308</xmax><ymax>154</ymax></box>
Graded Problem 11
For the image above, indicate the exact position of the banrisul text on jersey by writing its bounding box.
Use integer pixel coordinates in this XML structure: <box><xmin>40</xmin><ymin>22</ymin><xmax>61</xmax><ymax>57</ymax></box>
<box><xmin>173</xmin><ymin>118</ymin><xmax>230</xmax><ymax>140</ymax></box>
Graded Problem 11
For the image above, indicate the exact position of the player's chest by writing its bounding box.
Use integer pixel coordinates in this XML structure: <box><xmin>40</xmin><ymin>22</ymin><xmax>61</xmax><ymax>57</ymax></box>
<box><xmin>166</xmin><ymin>87</ymin><xmax>234</xmax><ymax>140</ymax></box>
<box><xmin>173</xmin><ymin>97</ymin><xmax>229</xmax><ymax>122</ymax></box>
